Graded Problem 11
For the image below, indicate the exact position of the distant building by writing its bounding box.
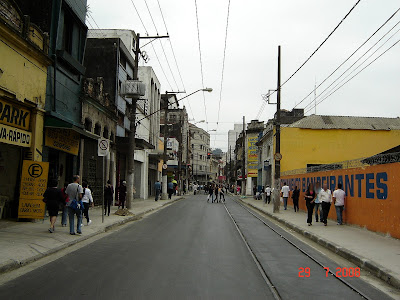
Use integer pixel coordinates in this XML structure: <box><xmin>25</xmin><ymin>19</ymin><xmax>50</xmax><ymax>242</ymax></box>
<box><xmin>228</xmin><ymin>123</ymin><xmax>243</xmax><ymax>160</ymax></box>
<box><xmin>189</xmin><ymin>123</ymin><xmax>210</xmax><ymax>185</ymax></box>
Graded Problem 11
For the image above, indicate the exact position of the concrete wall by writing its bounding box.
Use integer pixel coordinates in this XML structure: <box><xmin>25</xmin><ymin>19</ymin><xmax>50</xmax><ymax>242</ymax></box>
<box><xmin>280</xmin><ymin>127</ymin><xmax>400</xmax><ymax>172</ymax></box>
<box><xmin>282</xmin><ymin>162</ymin><xmax>400</xmax><ymax>239</ymax></box>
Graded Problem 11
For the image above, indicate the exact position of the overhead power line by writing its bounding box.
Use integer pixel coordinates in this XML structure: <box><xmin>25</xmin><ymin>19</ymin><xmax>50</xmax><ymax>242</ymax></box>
<box><xmin>306</xmin><ymin>38</ymin><xmax>400</xmax><ymax>114</ymax></box>
<box><xmin>255</xmin><ymin>0</ymin><xmax>362</xmax><ymax>119</ymax></box>
<box><xmin>194</xmin><ymin>0</ymin><xmax>209</xmax><ymax>129</ymax></box>
<box><xmin>214</xmin><ymin>0</ymin><xmax>232</xmax><ymax>146</ymax></box>
<box><xmin>130</xmin><ymin>0</ymin><xmax>149</xmax><ymax>35</ymax></box>
<box><xmin>304</xmin><ymin>20</ymin><xmax>400</xmax><ymax>111</ymax></box>
<box><xmin>295</xmin><ymin>7</ymin><xmax>400</xmax><ymax>109</ymax></box>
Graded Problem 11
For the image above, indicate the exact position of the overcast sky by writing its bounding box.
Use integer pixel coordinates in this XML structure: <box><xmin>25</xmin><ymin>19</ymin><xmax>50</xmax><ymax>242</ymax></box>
<box><xmin>87</xmin><ymin>0</ymin><xmax>400</xmax><ymax>151</ymax></box>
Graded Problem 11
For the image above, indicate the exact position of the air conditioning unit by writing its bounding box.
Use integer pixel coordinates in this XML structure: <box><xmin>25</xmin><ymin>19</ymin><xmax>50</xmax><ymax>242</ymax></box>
<box><xmin>121</xmin><ymin>80</ymin><xmax>146</xmax><ymax>98</ymax></box>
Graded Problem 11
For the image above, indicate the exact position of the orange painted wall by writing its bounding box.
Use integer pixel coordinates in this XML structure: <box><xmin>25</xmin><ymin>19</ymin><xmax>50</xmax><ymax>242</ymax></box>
<box><xmin>282</xmin><ymin>163</ymin><xmax>400</xmax><ymax>239</ymax></box>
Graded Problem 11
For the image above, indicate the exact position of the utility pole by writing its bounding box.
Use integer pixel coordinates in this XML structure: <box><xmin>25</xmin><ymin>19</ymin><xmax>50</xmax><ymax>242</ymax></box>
<box><xmin>126</xmin><ymin>33</ymin><xmax>140</xmax><ymax>209</ymax></box>
<box><xmin>177</xmin><ymin>109</ymin><xmax>184</xmax><ymax>195</ymax></box>
<box><xmin>242</xmin><ymin>116</ymin><xmax>246</xmax><ymax>195</ymax></box>
<box><xmin>161</xmin><ymin>93</ymin><xmax>169</xmax><ymax>200</ymax></box>
<box><xmin>273</xmin><ymin>45</ymin><xmax>281</xmax><ymax>213</ymax></box>
<box><xmin>125</xmin><ymin>33</ymin><xmax>169</xmax><ymax>209</ymax></box>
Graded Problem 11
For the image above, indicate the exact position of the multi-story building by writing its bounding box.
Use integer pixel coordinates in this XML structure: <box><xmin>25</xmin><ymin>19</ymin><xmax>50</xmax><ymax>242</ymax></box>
<box><xmin>84</xmin><ymin>29</ymin><xmax>161</xmax><ymax>201</ymax></box>
<box><xmin>189</xmin><ymin>123</ymin><xmax>210</xmax><ymax>185</ymax></box>
<box><xmin>228</xmin><ymin>124</ymin><xmax>242</xmax><ymax>159</ymax></box>
<box><xmin>15</xmin><ymin>0</ymin><xmax>89</xmax><ymax>188</ymax></box>
<box><xmin>0</xmin><ymin>0</ymin><xmax>51</xmax><ymax>217</ymax></box>
<box><xmin>81</xmin><ymin>77</ymin><xmax>118</xmax><ymax>204</ymax></box>
<box><xmin>160</xmin><ymin>93</ymin><xmax>189</xmax><ymax>191</ymax></box>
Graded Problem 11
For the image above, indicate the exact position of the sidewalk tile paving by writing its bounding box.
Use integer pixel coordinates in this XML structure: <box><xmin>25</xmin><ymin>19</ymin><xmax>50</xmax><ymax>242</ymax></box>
<box><xmin>239</xmin><ymin>197</ymin><xmax>400</xmax><ymax>289</ymax></box>
<box><xmin>0</xmin><ymin>197</ymin><xmax>182</xmax><ymax>274</ymax></box>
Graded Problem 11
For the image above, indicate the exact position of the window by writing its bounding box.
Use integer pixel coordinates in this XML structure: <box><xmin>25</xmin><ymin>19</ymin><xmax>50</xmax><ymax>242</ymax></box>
<box><xmin>200</xmin><ymin>155</ymin><xmax>203</xmax><ymax>160</ymax></box>
<box><xmin>120</xmin><ymin>53</ymin><xmax>127</xmax><ymax>69</ymax></box>
<box><xmin>62</xmin><ymin>5</ymin><xmax>87</xmax><ymax>63</ymax></box>
<box><xmin>103</xmin><ymin>126</ymin><xmax>109</xmax><ymax>139</ymax></box>
<box><xmin>84</xmin><ymin>118</ymin><xmax>92</xmax><ymax>132</ymax></box>
<box><xmin>94</xmin><ymin>123</ymin><xmax>101</xmax><ymax>136</ymax></box>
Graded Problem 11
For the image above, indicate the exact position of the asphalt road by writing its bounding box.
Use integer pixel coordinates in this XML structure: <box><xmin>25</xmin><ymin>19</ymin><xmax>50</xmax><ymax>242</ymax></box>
<box><xmin>0</xmin><ymin>195</ymin><xmax>393</xmax><ymax>300</ymax></box>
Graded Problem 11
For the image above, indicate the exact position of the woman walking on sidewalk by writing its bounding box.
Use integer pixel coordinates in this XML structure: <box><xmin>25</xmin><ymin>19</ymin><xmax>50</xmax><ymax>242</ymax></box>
<box><xmin>292</xmin><ymin>186</ymin><xmax>300</xmax><ymax>212</ymax></box>
<box><xmin>43</xmin><ymin>179</ymin><xmax>65</xmax><ymax>233</ymax></box>
<box><xmin>82</xmin><ymin>182</ymin><xmax>94</xmax><ymax>225</ymax></box>
<box><xmin>305</xmin><ymin>183</ymin><xmax>316</xmax><ymax>226</ymax></box>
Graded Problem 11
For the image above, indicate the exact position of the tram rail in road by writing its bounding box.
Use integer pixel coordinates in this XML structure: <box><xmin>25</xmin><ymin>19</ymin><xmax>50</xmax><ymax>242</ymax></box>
<box><xmin>222</xmin><ymin>196</ymin><xmax>393</xmax><ymax>300</ymax></box>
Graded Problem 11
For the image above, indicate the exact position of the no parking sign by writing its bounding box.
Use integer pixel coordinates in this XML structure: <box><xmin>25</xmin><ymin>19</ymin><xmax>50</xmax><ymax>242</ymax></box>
<box><xmin>98</xmin><ymin>138</ymin><xmax>110</xmax><ymax>157</ymax></box>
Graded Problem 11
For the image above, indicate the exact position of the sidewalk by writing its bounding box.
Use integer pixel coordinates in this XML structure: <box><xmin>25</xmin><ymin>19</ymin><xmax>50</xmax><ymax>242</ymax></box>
<box><xmin>0</xmin><ymin>197</ymin><xmax>183</xmax><ymax>275</ymax></box>
<box><xmin>238</xmin><ymin>197</ymin><xmax>400</xmax><ymax>289</ymax></box>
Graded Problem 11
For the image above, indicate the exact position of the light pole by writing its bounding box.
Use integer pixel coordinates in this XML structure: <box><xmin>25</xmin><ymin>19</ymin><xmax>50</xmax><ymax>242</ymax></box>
<box><xmin>160</xmin><ymin>88</ymin><xmax>212</xmax><ymax>200</ymax></box>
<box><xmin>206</xmin><ymin>129</ymin><xmax>216</xmax><ymax>184</ymax></box>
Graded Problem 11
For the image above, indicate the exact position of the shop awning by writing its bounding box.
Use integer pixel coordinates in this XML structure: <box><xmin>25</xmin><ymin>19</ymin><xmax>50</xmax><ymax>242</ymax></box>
<box><xmin>44</xmin><ymin>115</ymin><xmax>99</xmax><ymax>140</ymax></box>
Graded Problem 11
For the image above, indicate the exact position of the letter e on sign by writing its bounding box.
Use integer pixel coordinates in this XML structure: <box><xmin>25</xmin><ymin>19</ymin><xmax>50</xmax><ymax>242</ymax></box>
<box><xmin>28</xmin><ymin>164</ymin><xmax>43</xmax><ymax>178</ymax></box>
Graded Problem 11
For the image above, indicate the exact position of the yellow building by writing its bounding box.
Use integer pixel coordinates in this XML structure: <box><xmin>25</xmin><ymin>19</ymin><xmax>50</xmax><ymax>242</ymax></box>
<box><xmin>0</xmin><ymin>1</ymin><xmax>51</xmax><ymax>218</ymax></box>
<box><xmin>280</xmin><ymin>115</ymin><xmax>400</xmax><ymax>173</ymax></box>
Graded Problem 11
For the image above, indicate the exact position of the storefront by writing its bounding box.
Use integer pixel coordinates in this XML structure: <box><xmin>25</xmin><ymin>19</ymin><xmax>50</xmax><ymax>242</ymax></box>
<box><xmin>0</xmin><ymin>97</ymin><xmax>34</xmax><ymax>218</ymax></box>
<box><xmin>43</xmin><ymin>116</ymin><xmax>98</xmax><ymax>189</ymax></box>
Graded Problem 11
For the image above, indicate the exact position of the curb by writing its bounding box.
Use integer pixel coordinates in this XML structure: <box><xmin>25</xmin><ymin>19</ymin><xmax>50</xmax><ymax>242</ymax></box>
<box><xmin>0</xmin><ymin>197</ymin><xmax>184</xmax><ymax>275</ymax></box>
<box><xmin>237</xmin><ymin>197</ymin><xmax>400</xmax><ymax>290</ymax></box>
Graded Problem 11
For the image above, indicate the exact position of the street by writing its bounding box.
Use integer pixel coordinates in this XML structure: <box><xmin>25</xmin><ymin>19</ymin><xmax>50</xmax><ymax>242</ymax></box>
<box><xmin>0</xmin><ymin>195</ymin><xmax>394</xmax><ymax>300</ymax></box>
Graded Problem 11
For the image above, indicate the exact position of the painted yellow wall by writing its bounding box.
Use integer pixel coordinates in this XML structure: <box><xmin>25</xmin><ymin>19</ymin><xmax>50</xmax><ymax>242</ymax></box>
<box><xmin>0</xmin><ymin>37</ymin><xmax>48</xmax><ymax>110</ymax></box>
<box><xmin>0</xmin><ymin>24</ymin><xmax>50</xmax><ymax>162</ymax></box>
<box><xmin>280</xmin><ymin>127</ymin><xmax>400</xmax><ymax>172</ymax></box>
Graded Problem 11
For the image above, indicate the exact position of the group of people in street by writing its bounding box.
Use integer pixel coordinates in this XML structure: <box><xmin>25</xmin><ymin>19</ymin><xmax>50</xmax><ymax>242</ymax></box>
<box><xmin>279</xmin><ymin>181</ymin><xmax>346</xmax><ymax>226</ymax></box>
<box><xmin>43</xmin><ymin>175</ymin><xmax>122</xmax><ymax>235</ymax></box>
<box><xmin>206</xmin><ymin>184</ymin><xmax>226</xmax><ymax>203</ymax></box>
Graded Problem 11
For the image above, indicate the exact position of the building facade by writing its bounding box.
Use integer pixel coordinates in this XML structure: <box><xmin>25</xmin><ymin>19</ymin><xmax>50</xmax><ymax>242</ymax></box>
<box><xmin>85</xmin><ymin>30</ymin><xmax>162</xmax><ymax>201</ymax></box>
<box><xmin>15</xmin><ymin>0</ymin><xmax>91</xmax><ymax>188</ymax></box>
<box><xmin>0</xmin><ymin>0</ymin><xmax>51</xmax><ymax>217</ymax></box>
<box><xmin>189</xmin><ymin>123</ymin><xmax>210</xmax><ymax>185</ymax></box>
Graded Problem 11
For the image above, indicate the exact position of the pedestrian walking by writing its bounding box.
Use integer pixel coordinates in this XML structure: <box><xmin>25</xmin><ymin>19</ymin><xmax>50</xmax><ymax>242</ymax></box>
<box><xmin>292</xmin><ymin>186</ymin><xmax>300</xmax><ymax>212</ymax></box>
<box><xmin>207</xmin><ymin>184</ymin><xmax>214</xmax><ymax>202</ymax></box>
<box><xmin>319</xmin><ymin>183</ymin><xmax>332</xmax><ymax>226</ymax></box>
<box><xmin>236</xmin><ymin>185</ymin><xmax>241</xmax><ymax>195</ymax></box>
<box><xmin>43</xmin><ymin>179</ymin><xmax>64</xmax><ymax>233</ymax></box>
<box><xmin>333</xmin><ymin>183</ymin><xmax>346</xmax><ymax>225</ymax></box>
<box><xmin>82</xmin><ymin>182</ymin><xmax>94</xmax><ymax>225</ymax></box>
<box><xmin>265</xmin><ymin>185</ymin><xmax>272</xmax><ymax>204</ymax></box>
<box><xmin>118</xmin><ymin>180</ymin><xmax>126</xmax><ymax>209</ymax></box>
<box><xmin>253</xmin><ymin>185</ymin><xmax>257</xmax><ymax>199</ymax></box>
<box><xmin>219</xmin><ymin>185</ymin><xmax>225</xmax><ymax>203</ymax></box>
<box><xmin>104</xmin><ymin>180</ymin><xmax>114</xmax><ymax>216</ymax></box>
<box><xmin>65</xmin><ymin>175</ymin><xmax>84</xmax><ymax>235</ymax></box>
<box><xmin>280</xmin><ymin>182</ymin><xmax>290</xmax><ymax>210</ymax></box>
<box><xmin>304</xmin><ymin>183</ymin><xmax>316</xmax><ymax>226</ymax></box>
<box><xmin>214</xmin><ymin>185</ymin><xmax>219</xmax><ymax>203</ymax></box>
<box><xmin>314</xmin><ymin>182</ymin><xmax>323</xmax><ymax>222</ymax></box>
<box><xmin>167</xmin><ymin>181</ymin><xmax>174</xmax><ymax>199</ymax></box>
<box><xmin>183</xmin><ymin>183</ymin><xmax>186</xmax><ymax>195</ymax></box>
<box><xmin>155</xmin><ymin>180</ymin><xmax>161</xmax><ymax>201</ymax></box>
<box><xmin>61</xmin><ymin>182</ymin><xmax>69</xmax><ymax>227</ymax></box>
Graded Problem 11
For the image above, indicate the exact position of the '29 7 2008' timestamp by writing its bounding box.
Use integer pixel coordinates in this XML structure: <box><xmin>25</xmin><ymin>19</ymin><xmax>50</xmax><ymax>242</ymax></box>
<box><xmin>299</xmin><ymin>267</ymin><xmax>361</xmax><ymax>277</ymax></box>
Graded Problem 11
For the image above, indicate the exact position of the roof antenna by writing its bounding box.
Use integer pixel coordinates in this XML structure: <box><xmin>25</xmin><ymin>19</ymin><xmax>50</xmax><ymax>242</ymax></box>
<box><xmin>314</xmin><ymin>77</ymin><xmax>317</xmax><ymax>115</ymax></box>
